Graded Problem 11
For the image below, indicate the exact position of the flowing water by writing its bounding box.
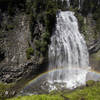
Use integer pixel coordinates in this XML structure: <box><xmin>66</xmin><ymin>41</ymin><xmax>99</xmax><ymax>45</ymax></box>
<box><xmin>48</xmin><ymin>11</ymin><xmax>89</xmax><ymax>88</ymax></box>
<box><xmin>61</xmin><ymin>0</ymin><xmax>84</xmax><ymax>9</ymax></box>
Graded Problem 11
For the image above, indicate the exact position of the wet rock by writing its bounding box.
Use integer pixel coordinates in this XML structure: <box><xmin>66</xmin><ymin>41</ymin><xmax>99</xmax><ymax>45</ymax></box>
<box><xmin>89</xmin><ymin>40</ymin><xmax>100</xmax><ymax>54</ymax></box>
<box><xmin>5</xmin><ymin>91</ymin><xmax>8</xmax><ymax>95</ymax></box>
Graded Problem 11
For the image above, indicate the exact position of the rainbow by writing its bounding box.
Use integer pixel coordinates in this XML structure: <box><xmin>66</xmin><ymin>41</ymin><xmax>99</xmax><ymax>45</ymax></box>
<box><xmin>24</xmin><ymin>66</ymin><xmax>100</xmax><ymax>88</ymax></box>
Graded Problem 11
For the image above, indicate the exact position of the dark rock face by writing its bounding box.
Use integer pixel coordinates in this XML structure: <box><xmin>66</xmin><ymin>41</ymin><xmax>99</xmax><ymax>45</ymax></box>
<box><xmin>82</xmin><ymin>14</ymin><xmax>100</xmax><ymax>54</ymax></box>
<box><xmin>0</xmin><ymin>60</ymin><xmax>48</xmax><ymax>83</ymax></box>
<box><xmin>89</xmin><ymin>40</ymin><xmax>100</xmax><ymax>54</ymax></box>
<box><xmin>0</xmin><ymin>14</ymin><xmax>29</xmax><ymax>63</ymax></box>
<box><xmin>0</xmin><ymin>1</ymin><xmax>49</xmax><ymax>84</ymax></box>
<box><xmin>0</xmin><ymin>48</ymin><xmax>5</xmax><ymax>62</ymax></box>
<box><xmin>0</xmin><ymin>12</ymin><xmax>32</xmax><ymax>83</ymax></box>
<box><xmin>89</xmin><ymin>50</ymin><xmax>100</xmax><ymax>72</ymax></box>
<box><xmin>0</xmin><ymin>11</ymin><xmax>48</xmax><ymax>83</ymax></box>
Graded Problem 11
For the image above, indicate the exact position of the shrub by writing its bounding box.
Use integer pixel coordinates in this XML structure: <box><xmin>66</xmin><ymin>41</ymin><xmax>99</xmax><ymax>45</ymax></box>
<box><xmin>75</xmin><ymin>13</ymin><xmax>84</xmax><ymax>28</ymax></box>
<box><xmin>7</xmin><ymin>24</ymin><xmax>15</xmax><ymax>30</ymax></box>
<box><xmin>0</xmin><ymin>82</ymin><xmax>13</xmax><ymax>99</ymax></box>
<box><xmin>26</xmin><ymin>47</ymin><xmax>34</xmax><ymax>59</ymax></box>
<box><xmin>34</xmin><ymin>40</ymin><xmax>41</xmax><ymax>50</ymax></box>
<box><xmin>41</xmin><ymin>32</ymin><xmax>50</xmax><ymax>40</ymax></box>
<box><xmin>86</xmin><ymin>80</ymin><xmax>95</xmax><ymax>87</ymax></box>
<box><xmin>34</xmin><ymin>32</ymin><xmax>50</xmax><ymax>57</ymax></box>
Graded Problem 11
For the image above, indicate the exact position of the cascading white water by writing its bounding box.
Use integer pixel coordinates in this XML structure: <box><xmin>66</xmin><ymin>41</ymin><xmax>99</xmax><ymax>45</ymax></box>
<box><xmin>48</xmin><ymin>11</ymin><xmax>89</xmax><ymax>89</ymax></box>
<box><xmin>79</xmin><ymin>0</ymin><xmax>81</xmax><ymax>9</ymax></box>
<box><xmin>78</xmin><ymin>0</ymin><xmax>85</xmax><ymax>9</ymax></box>
<box><xmin>61</xmin><ymin>0</ymin><xmax>84</xmax><ymax>9</ymax></box>
<box><xmin>66</xmin><ymin>0</ymin><xmax>70</xmax><ymax>7</ymax></box>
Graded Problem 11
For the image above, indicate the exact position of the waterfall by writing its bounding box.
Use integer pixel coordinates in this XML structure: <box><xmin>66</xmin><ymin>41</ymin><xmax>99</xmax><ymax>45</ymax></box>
<box><xmin>48</xmin><ymin>11</ymin><xmax>89</xmax><ymax>89</ymax></box>
<box><xmin>66</xmin><ymin>0</ymin><xmax>70</xmax><ymax>7</ymax></box>
<box><xmin>79</xmin><ymin>0</ymin><xmax>81</xmax><ymax>9</ymax></box>
<box><xmin>61</xmin><ymin>0</ymin><xmax>85</xmax><ymax>9</ymax></box>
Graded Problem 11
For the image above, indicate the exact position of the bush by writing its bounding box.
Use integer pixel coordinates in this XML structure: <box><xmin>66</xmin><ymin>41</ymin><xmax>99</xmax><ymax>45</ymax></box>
<box><xmin>0</xmin><ymin>82</ymin><xmax>13</xmax><ymax>99</ymax></box>
<box><xmin>75</xmin><ymin>13</ymin><xmax>84</xmax><ymax>28</ymax></box>
<box><xmin>34</xmin><ymin>32</ymin><xmax>50</xmax><ymax>57</ymax></box>
<box><xmin>7</xmin><ymin>24</ymin><xmax>15</xmax><ymax>30</ymax></box>
<box><xmin>86</xmin><ymin>80</ymin><xmax>95</xmax><ymax>87</ymax></box>
<box><xmin>26</xmin><ymin>47</ymin><xmax>34</xmax><ymax>59</ymax></box>
<box><xmin>41</xmin><ymin>32</ymin><xmax>50</xmax><ymax>40</ymax></box>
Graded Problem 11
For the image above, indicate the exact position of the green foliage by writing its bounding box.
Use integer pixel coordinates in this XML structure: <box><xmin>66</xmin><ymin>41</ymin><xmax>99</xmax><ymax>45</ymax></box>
<box><xmin>25</xmin><ymin>1</ymin><xmax>32</xmax><ymax>14</ymax></box>
<box><xmin>86</xmin><ymin>80</ymin><xmax>95</xmax><ymax>87</ymax></box>
<box><xmin>34</xmin><ymin>32</ymin><xmax>50</xmax><ymax>57</ymax></box>
<box><xmin>64</xmin><ymin>81</ymin><xmax>100</xmax><ymax>100</ymax></box>
<box><xmin>76</xmin><ymin>13</ymin><xmax>84</xmax><ymax>28</ymax></box>
<box><xmin>82</xmin><ymin>0</ymin><xmax>98</xmax><ymax>16</ymax></box>
<box><xmin>91</xmin><ymin>50</ymin><xmax>100</xmax><ymax>61</ymax></box>
<box><xmin>0</xmin><ymin>0</ymin><xmax>26</xmax><ymax>13</ymax></box>
<box><xmin>7</xmin><ymin>94</ymin><xmax>64</xmax><ymax>100</ymax></box>
<box><xmin>93</xmin><ymin>6</ymin><xmax>100</xmax><ymax>33</ymax></box>
<box><xmin>7</xmin><ymin>24</ymin><xmax>15</xmax><ymax>30</ymax></box>
<box><xmin>75</xmin><ymin>13</ymin><xmax>86</xmax><ymax>34</ymax></box>
<box><xmin>75</xmin><ymin>13</ymin><xmax>90</xmax><ymax>41</ymax></box>
<box><xmin>8</xmin><ymin>2</ymin><xmax>15</xmax><ymax>15</ymax></box>
<box><xmin>34</xmin><ymin>40</ymin><xmax>41</xmax><ymax>50</ymax></box>
<box><xmin>96</xmin><ymin>18</ymin><xmax>100</xmax><ymax>32</ymax></box>
<box><xmin>29</xmin><ymin>0</ymin><xmax>58</xmax><ymax>32</ymax></box>
<box><xmin>26</xmin><ymin>47</ymin><xmax>34</xmax><ymax>59</ymax></box>
<box><xmin>7</xmin><ymin>81</ymin><xmax>100</xmax><ymax>100</ymax></box>
<box><xmin>0</xmin><ymin>82</ymin><xmax>13</xmax><ymax>99</ymax></box>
